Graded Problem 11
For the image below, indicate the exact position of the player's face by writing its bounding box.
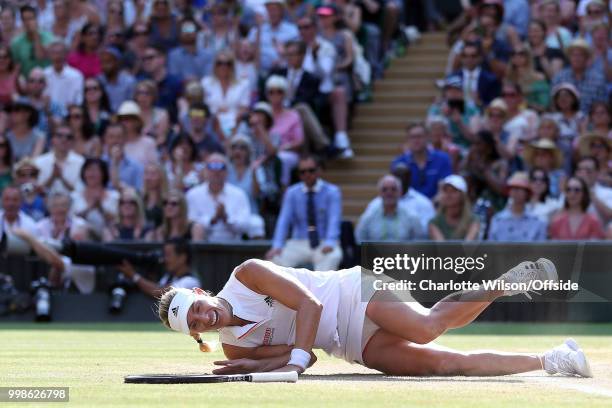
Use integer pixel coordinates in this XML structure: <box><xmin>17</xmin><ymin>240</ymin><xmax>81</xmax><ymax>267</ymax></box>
<box><xmin>186</xmin><ymin>296</ymin><xmax>229</xmax><ymax>334</ymax></box>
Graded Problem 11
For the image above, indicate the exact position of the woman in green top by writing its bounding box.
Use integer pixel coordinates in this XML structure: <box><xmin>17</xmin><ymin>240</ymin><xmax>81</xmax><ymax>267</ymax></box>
<box><xmin>0</xmin><ymin>134</ymin><xmax>13</xmax><ymax>197</ymax></box>
<box><xmin>506</xmin><ymin>44</ymin><xmax>550</xmax><ymax>113</ymax></box>
<box><xmin>429</xmin><ymin>175</ymin><xmax>480</xmax><ymax>241</ymax></box>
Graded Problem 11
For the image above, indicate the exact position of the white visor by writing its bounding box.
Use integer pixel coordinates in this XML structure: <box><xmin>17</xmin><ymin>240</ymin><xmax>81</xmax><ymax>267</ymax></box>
<box><xmin>168</xmin><ymin>289</ymin><xmax>197</xmax><ymax>335</ymax></box>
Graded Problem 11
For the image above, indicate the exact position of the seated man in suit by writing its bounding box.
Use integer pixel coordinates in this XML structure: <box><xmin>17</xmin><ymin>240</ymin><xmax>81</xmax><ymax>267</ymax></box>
<box><xmin>268</xmin><ymin>40</ymin><xmax>330</xmax><ymax>153</ymax></box>
<box><xmin>266</xmin><ymin>155</ymin><xmax>342</xmax><ymax>271</ymax></box>
<box><xmin>452</xmin><ymin>41</ymin><xmax>501</xmax><ymax>107</ymax></box>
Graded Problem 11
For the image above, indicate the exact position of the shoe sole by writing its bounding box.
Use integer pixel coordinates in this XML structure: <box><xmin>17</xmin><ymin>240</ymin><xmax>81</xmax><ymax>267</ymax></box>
<box><xmin>565</xmin><ymin>338</ymin><xmax>593</xmax><ymax>378</ymax></box>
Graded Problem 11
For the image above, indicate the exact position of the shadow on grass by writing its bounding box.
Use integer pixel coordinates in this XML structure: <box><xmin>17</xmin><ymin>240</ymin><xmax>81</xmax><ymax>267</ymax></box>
<box><xmin>302</xmin><ymin>374</ymin><xmax>524</xmax><ymax>383</ymax></box>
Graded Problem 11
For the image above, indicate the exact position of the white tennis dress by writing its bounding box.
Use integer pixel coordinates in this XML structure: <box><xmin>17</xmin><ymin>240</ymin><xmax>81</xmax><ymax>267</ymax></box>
<box><xmin>217</xmin><ymin>261</ymin><xmax>378</xmax><ymax>365</ymax></box>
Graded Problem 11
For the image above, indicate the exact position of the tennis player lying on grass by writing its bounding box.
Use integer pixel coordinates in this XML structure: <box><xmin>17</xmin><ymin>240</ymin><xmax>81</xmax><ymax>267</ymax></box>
<box><xmin>158</xmin><ymin>258</ymin><xmax>592</xmax><ymax>377</ymax></box>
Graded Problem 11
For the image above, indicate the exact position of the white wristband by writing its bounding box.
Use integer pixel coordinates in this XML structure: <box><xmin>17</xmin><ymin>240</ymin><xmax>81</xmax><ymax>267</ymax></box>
<box><xmin>288</xmin><ymin>348</ymin><xmax>310</xmax><ymax>370</ymax></box>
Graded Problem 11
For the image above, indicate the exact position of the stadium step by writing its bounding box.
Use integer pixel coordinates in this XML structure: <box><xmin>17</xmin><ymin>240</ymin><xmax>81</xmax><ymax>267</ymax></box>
<box><xmin>330</xmin><ymin>32</ymin><xmax>447</xmax><ymax>219</ymax></box>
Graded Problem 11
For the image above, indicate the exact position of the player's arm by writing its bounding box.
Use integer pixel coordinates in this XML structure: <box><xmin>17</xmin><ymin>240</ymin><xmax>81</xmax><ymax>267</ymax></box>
<box><xmin>234</xmin><ymin>259</ymin><xmax>323</xmax><ymax>372</ymax></box>
<box><xmin>214</xmin><ymin>344</ymin><xmax>317</xmax><ymax>374</ymax></box>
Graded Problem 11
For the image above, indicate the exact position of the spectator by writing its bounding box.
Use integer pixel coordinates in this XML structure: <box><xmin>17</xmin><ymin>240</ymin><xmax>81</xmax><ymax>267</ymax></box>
<box><xmin>266</xmin><ymin>75</ymin><xmax>305</xmax><ymax>186</ymax></box>
<box><xmin>549</xmin><ymin>176</ymin><xmax>605</xmax><ymax>240</ymax></box>
<box><xmin>318</xmin><ymin>5</ymin><xmax>355</xmax><ymax>158</ymax></box>
<box><xmin>126</xmin><ymin>22</ymin><xmax>150</xmax><ymax>76</ymax></box>
<box><xmin>34</xmin><ymin>124</ymin><xmax>85</xmax><ymax>195</ymax></box>
<box><xmin>539</xmin><ymin>0</ymin><xmax>572</xmax><ymax>49</ymax></box>
<box><xmin>138</xmin><ymin>45</ymin><xmax>182</xmax><ymax>123</ymax></box>
<box><xmin>270</xmin><ymin>39</ymin><xmax>329</xmax><ymax>153</ymax></box>
<box><xmin>201</xmin><ymin>50</ymin><xmax>250</xmax><ymax>139</ymax></box>
<box><xmin>0</xmin><ymin>135</ymin><xmax>13</xmax><ymax>197</ymax></box>
<box><xmin>577</xmin><ymin>133</ymin><xmax>611</xmax><ymax>177</ymax></box>
<box><xmin>148</xmin><ymin>0</ymin><xmax>181</xmax><ymax>52</ymax></box>
<box><xmin>428</xmin><ymin>75</ymin><xmax>479</xmax><ymax>148</ymax></box>
<box><xmin>102</xmin><ymin>122</ymin><xmax>144</xmax><ymax>192</ymax></box>
<box><xmin>12</xmin><ymin>158</ymin><xmax>47</xmax><ymax>221</ymax></box>
<box><xmin>552</xmin><ymin>39</ymin><xmax>607</xmax><ymax>114</ymax></box>
<box><xmin>583</xmin><ymin>101</ymin><xmax>612</xmax><ymax>137</ymax></box>
<box><xmin>536</xmin><ymin>115</ymin><xmax>571</xmax><ymax>174</ymax></box>
<box><xmin>391</xmin><ymin>122</ymin><xmax>452</xmax><ymax>199</ymax></box>
<box><xmin>177</xmin><ymin>82</ymin><xmax>205</xmax><ymax>130</ymax></box>
<box><xmin>36</xmin><ymin>192</ymin><xmax>89</xmax><ymax>241</ymax></box>
<box><xmin>522</xmin><ymin>138</ymin><xmax>565</xmax><ymax>198</ymax></box>
<box><xmin>117</xmin><ymin>238</ymin><xmax>201</xmax><ymax>298</ymax></box>
<box><xmin>235</xmin><ymin>39</ymin><xmax>259</xmax><ymax>99</ymax></box>
<box><xmin>589</xmin><ymin>23</ymin><xmax>611</xmax><ymax>87</ymax></box>
<box><xmin>0</xmin><ymin>184</ymin><xmax>38</xmax><ymax>236</ymax></box>
<box><xmin>5</xmin><ymin>99</ymin><xmax>45</xmax><ymax>161</ymax></box>
<box><xmin>527</xmin><ymin>167</ymin><xmax>564</xmax><ymax>223</ymax></box>
<box><xmin>104</xmin><ymin>1</ymin><xmax>126</xmax><ymax>36</ymax></box>
<box><xmin>472</xmin><ymin>98</ymin><xmax>512</xmax><ymax>158</ymax></box>
<box><xmin>117</xmin><ymin>101</ymin><xmax>159</xmax><ymax>167</ymax></box>
<box><xmin>297</xmin><ymin>15</ymin><xmax>336</xmax><ymax>97</ymax></box>
<box><xmin>488</xmin><ymin>172</ymin><xmax>547</xmax><ymax>241</ymax></box>
<box><xmin>148</xmin><ymin>188</ymin><xmax>205</xmax><ymax>242</ymax></box>
<box><xmin>356</xmin><ymin>174</ymin><xmax>423</xmax><ymax>242</ymax></box>
<box><xmin>464</xmin><ymin>129</ymin><xmax>509</xmax><ymax>214</ymax></box>
<box><xmin>82</xmin><ymin>77</ymin><xmax>112</xmax><ymax>143</ymax></box>
<box><xmin>99</xmin><ymin>46</ymin><xmax>136</xmax><ymax>112</ymax></box>
<box><xmin>10</xmin><ymin>5</ymin><xmax>54</xmax><ymax>76</ymax></box>
<box><xmin>502</xmin><ymin>0</ymin><xmax>530</xmax><ymax>38</ymax></box>
<box><xmin>168</xmin><ymin>18</ymin><xmax>214</xmax><ymax>82</ymax></box>
<box><xmin>361</xmin><ymin>163</ymin><xmax>435</xmax><ymax>233</ymax></box>
<box><xmin>428</xmin><ymin>175</ymin><xmax>480</xmax><ymax>241</ymax></box>
<box><xmin>550</xmin><ymin>83</ymin><xmax>587</xmax><ymax>146</ymax></box>
<box><xmin>500</xmin><ymin>82</ymin><xmax>539</xmax><ymax>148</ymax></box>
<box><xmin>142</xmin><ymin>162</ymin><xmax>169</xmax><ymax>230</ymax></box>
<box><xmin>476</xmin><ymin>2</ymin><xmax>514</xmax><ymax>76</ymax></box>
<box><xmin>41</xmin><ymin>0</ymin><xmax>83</xmax><ymax>47</ymax></box>
<box><xmin>575</xmin><ymin>156</ymin><xmax>612</xmax><ymax>225</ymax></box>
<box><xmin>166</xmin><ymin>134</ymin><xmax>204</xmax><ymax>192</ymax></box>
<box><xmin>226</xmin><ymin>135</ymin><xmax>259</xmax><ymax>215</ymax></box>
<box><xmin>267</xmin><ymin>155</ymin><xmax>343</xmax><ymax>270</ymax></box>
<box><xmin>0</xmin><ymin>45</ymin><xmax>19</xmax><ymax>107</ymax></box>
<box><xmin>526</xmin><ymin>19</ymin><xmax>565</xmax><ymax>80</ymax></box>
<box><xmin>0</xmin><ymin>6</ymin><xmax>20</xmax><ymax>46</ymax></box>
<box><xmin>248</xmin><ymin>0</ymin><xmax>299</xmax><ymax>74</ymax></box>
<box><xmin>66</xmin><ymin>23</ymin><xmax>103</xmax><ymax>79</ymax></box>
<box><xmin>451</xmin><ymin>41</ymin><xmax>501</xmax><ymax>106</ymax></box>
<box><xmin>44</xmin><ymin>41</ymin><xmax>84</xmax><ymax>111</ymax></box>
<box><xmin>134</xmin><ymin>79</ymin><xmax>170</xmax><ymax>150</ymax></box>
<box><xmin>67</xmin><ymin>104</ymin><xmax>102</xmax><ymax>159</ymax></box>
<box><xmin>184</xmin><ymin>103</ymin><xmax>224</xmax><ymax>162</ymax></box>
<box><xmin>20</xmin><ymin>68</ymin><xmax>65</xmax><ymax>136</ymax></box>
<box><xmin>426</xmin><ymin>116</ymin><xmax>462</xmax><ymax>173</ymax></box>
<box><xmin>199</xmin><ymin>3</ymin><xmax>238</xmax><ymax>55</ymax></box>
<box><xmin>71</xmin><ymin>158</ymin><xmax>119</xmax><ymax>239</ymax></box>
<box><xmin>186</xmin><ymin>153</ymin><xmax>251</xmax><ymax>241</ymax></box>
<box><xmin>506</xmin><ymin>44</ymin><xmax>550</xmax><ymax>112</ymax></box>
<box><xmin>102</xmin><ymin>188</ymin><xmax>151</xmax><ymax>241</ymax></box>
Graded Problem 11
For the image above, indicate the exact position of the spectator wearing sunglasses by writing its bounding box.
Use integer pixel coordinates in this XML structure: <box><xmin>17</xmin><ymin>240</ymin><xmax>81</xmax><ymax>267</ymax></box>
<box><xmin>147</xmin><ymin>189</ymin><xmax>205</xmax><ymax>242</ymax></box>
<box><xmin>34</xmin><ymin>124</ymin><xmax>85</xmax><ymax>195</ymax></box>
<box><xmin>355</xmin><ymin>174</ymin><xmax>423</xmax><ymax>243</ymax></box>
<box><xmin>186</xmin><ymin>154</ymin><xmax>251</xmax><ymax>241</ymax></box>
<box><xmin>267</xmin><ymin>155</ymin><xmax>343</xmax><ymax>271</ymax></box>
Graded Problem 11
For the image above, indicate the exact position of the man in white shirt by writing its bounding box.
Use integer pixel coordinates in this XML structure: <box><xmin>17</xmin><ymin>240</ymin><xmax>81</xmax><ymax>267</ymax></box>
<box><xmin>0</xmin><ymin>185</ymin><xmax>38</xmax><ymax>237</ymax></box>
<box><xmin>43</xmin><ymin>41</ymin><xmax>84</xmax><ymax>110</ymax></box>
<box><xmin>186</xmin><ymin>154</ymin><xmax>251</xmax><ymax>241</ymax></box>
<box><xmin>34</xmin><ymin>124</ymin><xmax>85</xmax><ymax>195</ymax></box>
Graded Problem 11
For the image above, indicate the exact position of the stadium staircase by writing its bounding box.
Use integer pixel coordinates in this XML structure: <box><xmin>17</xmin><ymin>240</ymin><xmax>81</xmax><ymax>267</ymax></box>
<box><xmin>325</xmin><ymin>32</ymin><xmax>448</xmax><ymax>223</ymax></box>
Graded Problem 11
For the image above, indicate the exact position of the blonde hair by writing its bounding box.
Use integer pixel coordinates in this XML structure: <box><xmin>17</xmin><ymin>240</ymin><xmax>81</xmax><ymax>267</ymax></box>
<box><xmin>160</xmin><ymin>189</ymin><xmax>189</xmax><ymax>240</ymax></box>
<box><xmin>437</xmin><ymin>191</ymin><xmax>474</xmax><ymax>239</ymax></box>
<box><xmin>143</xmin><ymin>161</ymin><xmax>169</xmax><ymax>203</ymax></box>
<box><xmin>119</xmin><ymin>188</ymin><xmax>146</xmax><ymax>227</ymax></box>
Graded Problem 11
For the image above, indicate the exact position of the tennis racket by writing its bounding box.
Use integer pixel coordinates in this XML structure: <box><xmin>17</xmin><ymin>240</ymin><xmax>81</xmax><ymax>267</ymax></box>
<box><xmin>124</xmin><ymin>371</ymin><xmax>298</xmax><ymax>384</ymax></box>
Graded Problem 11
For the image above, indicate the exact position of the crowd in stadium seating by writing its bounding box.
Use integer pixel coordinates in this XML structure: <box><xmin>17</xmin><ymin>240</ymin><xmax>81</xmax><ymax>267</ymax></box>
<box><xmin>0</xmin><ymin>0</ymin><xmax>610</xmax><ymax>285</ymax></box>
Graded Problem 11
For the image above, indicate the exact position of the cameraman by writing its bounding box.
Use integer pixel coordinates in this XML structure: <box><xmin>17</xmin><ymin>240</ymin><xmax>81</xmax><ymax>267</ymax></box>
<box><xmin>117</xmin><ymin>238</ymin><xmax>200</xmax><ymax>299</ymax></box>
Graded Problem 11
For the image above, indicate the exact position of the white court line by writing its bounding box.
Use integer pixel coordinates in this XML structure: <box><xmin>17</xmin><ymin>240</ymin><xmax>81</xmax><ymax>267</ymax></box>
<box><xmin>532</xmin><ymin>377</ymin><xmax>612</xmax><ymax>398</ymax></box>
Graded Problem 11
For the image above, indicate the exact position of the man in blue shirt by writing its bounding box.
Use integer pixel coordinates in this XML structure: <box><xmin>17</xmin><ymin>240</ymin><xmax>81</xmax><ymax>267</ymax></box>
<box><xmin>391</xmin><ymin>122</ymin><xmax>452</xmax><ymax>199</ymax></box>
<box><xmin>101</xmin><ymin>123</ymin><xmax>144</xmax><ymax>192</ymax></box>
<box><xmin>266</xmin><ymin>155</ymin><xmax>343</xmax><ymax>271</ymax></box>
<box><xmin>167</xmin><ymin>19</ymin><xmax>214</xmax><ymax>82</ymax></box>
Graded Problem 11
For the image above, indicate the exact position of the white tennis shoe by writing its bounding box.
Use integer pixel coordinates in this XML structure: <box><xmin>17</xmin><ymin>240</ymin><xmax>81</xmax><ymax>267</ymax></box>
<box><xmin>543</xmin><ymin>338</ymin><xmax>593</xmax><ymax>378</ymax></box>
<box><xmin>498</xmin><ymin>258</ymin><xmax>559</xmax><ymax>299</ymax></box>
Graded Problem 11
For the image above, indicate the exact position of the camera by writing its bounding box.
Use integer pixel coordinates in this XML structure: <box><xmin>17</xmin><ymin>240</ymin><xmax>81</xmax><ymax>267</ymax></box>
<box><xmin>31</xmin><ymin>277</ymin><xmax>52</xmax><ymax>322</ymax></box>
<box><xmin>108</xmin><ymin>277</ymin><xmax>129</xmax><ymax>315</ymax></box>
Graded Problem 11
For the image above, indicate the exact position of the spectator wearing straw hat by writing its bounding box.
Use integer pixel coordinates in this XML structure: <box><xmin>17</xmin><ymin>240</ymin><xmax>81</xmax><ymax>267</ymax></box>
<box><xmin>577</xmin><ymin>132</ymin><xmax>611</xmax><ymax>171</ymax></box>
<box><xmin>116</xmin><ymin>100</ymin><xmax>159</xmax><ymax>168</ymax></box>
<box><xmin>523</xmin><ymin>138</ymin><xmax>565</xmax><ymax>198</ymax></box>
<box><xmin>552</xmin><ymin>38</ymin><xmax>607</xmax><ymax>113</ymax></box>
<box><xmin>488</xmin><ymin>172</ymin><xmax>547</xmax><ymax>242</ymax></box>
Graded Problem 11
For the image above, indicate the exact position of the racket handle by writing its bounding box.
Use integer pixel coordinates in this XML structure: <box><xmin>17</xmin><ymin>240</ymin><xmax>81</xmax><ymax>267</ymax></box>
<box><xmin>250</xmin><ymin>371</ymin><xmax>299</xmax><ymax>383</ymax></box>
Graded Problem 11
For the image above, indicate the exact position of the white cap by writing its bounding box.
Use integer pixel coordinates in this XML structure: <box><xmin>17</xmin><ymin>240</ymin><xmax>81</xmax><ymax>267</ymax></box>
<box><xmin>442</xmin><ymin>174</ymin><xmax>467</xmax><ymax>193</ymax></box>
<box><xmin>265</xmin><ymin>75</ymin><xmax>289</xmax><ymax>92</ymax></box>
<box><xmin>168</xmin><ymin>288</ymin><xmax>197</xmax><ymax>335</ymax></box>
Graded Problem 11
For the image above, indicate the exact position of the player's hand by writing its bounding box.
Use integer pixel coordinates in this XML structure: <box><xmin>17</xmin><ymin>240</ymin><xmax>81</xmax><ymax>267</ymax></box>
<box><xmin>270</xmin><ymin>364</ymin><xmax>304</xmax><ymax>374</ymax></box>
<box><xmin>212</xmin><ymin>358</ymin><xmax>261</xmax><ymax>374</ymax></box>
<box><xmin>117</xmin><ymin>260</ymin><xmax>136</xmax><ymax>279</ymax></box>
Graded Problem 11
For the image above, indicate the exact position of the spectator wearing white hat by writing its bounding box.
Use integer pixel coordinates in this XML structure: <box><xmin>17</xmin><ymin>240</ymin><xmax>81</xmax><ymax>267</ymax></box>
<box><xmin>117</xmin><ymin>100</ymin><xmax>159</xmax><ymax>168</ymax></box>
<box><xmin>488</xmin><ymin>172</ymin><xmax>547</xmax><ymax>241</ymax></box>
<box><xmin>428</xmin><ymin>175</ymin><xmax>480</xmax><ymax>241</ymax></box>
<box><xmin>266</xmin><ymin>75</ymin><xmax>305</xmax><ymax>186</ymax></box>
